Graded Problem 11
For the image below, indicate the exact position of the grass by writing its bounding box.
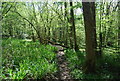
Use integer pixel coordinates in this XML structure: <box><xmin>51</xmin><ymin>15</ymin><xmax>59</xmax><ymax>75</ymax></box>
<box><xmin>1</xmin><ymin>38</ymin><xmax>58</xmax><ymax>79</ymax></box>
<box><xmin>65</xmin><ymin>48</ymin><xmax>120</xmax><ymax>80</ymax></box>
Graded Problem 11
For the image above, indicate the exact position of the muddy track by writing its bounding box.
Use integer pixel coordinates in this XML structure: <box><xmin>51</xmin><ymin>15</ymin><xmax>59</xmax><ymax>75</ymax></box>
<box><xmin>55</xmin><ymin>45</ymin><xmax>73</xmax><ymax>81</ymax></box>
<box><xmin>43</xmin><ymin>45</ymin><xmax>73</xmax><ymax>81</ymax></box>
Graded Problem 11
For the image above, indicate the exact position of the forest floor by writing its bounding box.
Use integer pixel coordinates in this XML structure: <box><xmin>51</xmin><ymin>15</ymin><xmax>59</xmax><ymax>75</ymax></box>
<box><xmin>2</xmin><ymin>38</ymin><xmax>120</xmax><ymax>80</ymax></box>
<box><xmin>52</xmin><ymin>45</ymin><xmax>73</xmax><ymax>80</ymax></box>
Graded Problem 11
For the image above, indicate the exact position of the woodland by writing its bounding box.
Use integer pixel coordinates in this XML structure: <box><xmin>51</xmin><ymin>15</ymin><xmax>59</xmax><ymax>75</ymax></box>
<box><xmin>0</xmin><ymin>0</ymin><xmax>120</xmax><ymax>80</ymax></box>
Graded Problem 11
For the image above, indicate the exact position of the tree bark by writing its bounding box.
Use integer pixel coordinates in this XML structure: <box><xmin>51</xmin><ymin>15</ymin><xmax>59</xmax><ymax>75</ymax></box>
<box><xmin>70</xmin><ymin>2</ymin><xmax>79</xmax><ymax>51</ymax></box>
<box><xmin>64</xmin><ymin>2</ymin><xmax>68</xmax><ymax>46</ymax></box>
<box><xmin>82</xmin><ymin>2</ymin><xmax>97</xmax><ymax>73</ymax></box>
<box><xmin>117</xmin><ymin>1</ymin><xmax>120</xmax><ymax>53</ymax></box>
<box><xmin>98</xmin><ymin>2</ymin><xmax>103</xmax><ymax>57</ymax></box>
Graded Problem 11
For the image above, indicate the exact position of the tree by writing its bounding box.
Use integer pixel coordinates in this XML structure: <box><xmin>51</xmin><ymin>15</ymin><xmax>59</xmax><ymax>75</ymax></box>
<box><xmin>82</xmin><ymin>2</ymin><xmax>97</xmax><ymax>73</ymax></box>
<box><xmin>118</xmin><ymin>1</ymin><xmax>120</xmax><ymax>48</ymax></box>
<box><xmin>69</xmin><ymin>2</ymin><xmax>79</xmax><ymax>51</ymax></box>
<box><xmin>98</xmin><ymin>2</ymin><xmax>103</xmax><ymax>57</ymax></box>
<box><xmin>64</xmin><ymin>2</ymin><xmax>69</xmax><ymax>46</ymax></box>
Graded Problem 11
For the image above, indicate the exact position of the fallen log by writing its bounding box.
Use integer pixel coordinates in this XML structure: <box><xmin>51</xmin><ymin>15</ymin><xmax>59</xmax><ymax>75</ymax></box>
<box><xmin>46</xmin><ymin>39</ymin><xmax>70</xmax><ymax>49</ymax></box>
<box><xmin>37</xmin><ymin>37</ymin><xmax>70</xmax><ymax>49</ymax></box>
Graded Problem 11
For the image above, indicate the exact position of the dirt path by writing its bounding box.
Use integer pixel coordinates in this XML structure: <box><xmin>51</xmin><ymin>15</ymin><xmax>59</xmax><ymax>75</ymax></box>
<box><xmin>53</xmin><ymin>45</ymin><xmax>73</xmax><ymax>80</ymax></box>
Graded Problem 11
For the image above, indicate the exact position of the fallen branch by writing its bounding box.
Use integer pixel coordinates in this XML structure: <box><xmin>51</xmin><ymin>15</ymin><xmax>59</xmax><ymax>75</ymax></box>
<box><xmin>39</xmin><ymin>37</ymin><xmax>70</xmax><ymax>49</ymax></box>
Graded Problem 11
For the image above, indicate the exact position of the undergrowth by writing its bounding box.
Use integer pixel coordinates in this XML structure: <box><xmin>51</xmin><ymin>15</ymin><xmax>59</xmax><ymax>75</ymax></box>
<box><xmin>1</xmin><ymin>38</ymin><xmax>57</xmax><ymax>79</ymax></box>
<box><xmin>65</xmin><ymin>48</ymin><xmax>120</xmax><ymax>80</ymax></box>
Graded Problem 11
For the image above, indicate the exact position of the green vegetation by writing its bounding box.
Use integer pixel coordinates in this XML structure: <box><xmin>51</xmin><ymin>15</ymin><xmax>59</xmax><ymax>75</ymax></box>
<box><xmin>0</xmin><ymin>1</ymin><xmax>120</xmax><ymax>80</ymax></box>
<box><xmin>1</xmin><ymin>38</ymin><xmax>57</xmax><ymax>79</ymax></box>
<box><xmin>65</xmin><ymin>49</ymin><xmax>120</xmax><ymax>79</ymax></box>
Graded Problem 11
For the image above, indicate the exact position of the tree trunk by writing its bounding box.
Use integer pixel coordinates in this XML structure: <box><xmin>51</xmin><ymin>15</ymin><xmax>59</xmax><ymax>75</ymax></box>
<box><xmin>32</xmin><ymin>32</ymin><xmax>36</xmax><ymax>42</ymax></box>
<box><xmin>118</xmin><ymin>1</ymin><xmax>120</xmax><ymax>47</ymax></box>
<box><xmin>82</xmin><ymin>2</ymin><xmax>97</xmax><ymax>73</ymax></box>
<box><xmin>64</xmin><ymin>2</ymin><xmax>68</xmax><ymax>46</ymax></box>
<box><xmin>70</xmin><ymin>2</ymin><xmax>79</xmax><ymax>51</ymax></box>
<box><xmin>8</xmin><ymin>25</ymin><xmax>13</xmax><ymax>37</ymax></box>
<box><xmin>101</xmin><ymin>2</ymin><xmax>107</xmax><ymax>47</ymax></box>
<box><xmin>98</xmin><ymin>3</ymin><xmax>103</xmax><ymax>57</ymax></box>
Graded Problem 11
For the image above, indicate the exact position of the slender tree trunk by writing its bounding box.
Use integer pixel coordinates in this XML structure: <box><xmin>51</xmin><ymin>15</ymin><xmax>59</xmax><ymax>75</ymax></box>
<box><xmin>70</xmin><ymin>2</ymin><xmax>79</xmax><ymax>51</ymax></box>
<box><xmin>59</xmin><ymin>27</ymin><xmax>62</xmax><ymax>43</ymax></box>
<box><xmin>98</xmin><ymin>2</ymin><xmax>102</xmax><ymax>57</ymax></box>
<box><xmin>82</xmin><ymin>2</ymin><xmax>97</xmax><ymax>73</ymax></box>
<box><xmin>64</xmin><ymin>2</ymin><xmax>68</xmax><ymax>46</ymax></box>
<box><xmin>46</xmin><ymin>1</ymin><xmax>50</xmax><ymax>41</ymax></box>
<box><xmin>8</xmin><ymin>25</ymin><xmax>13</xmax><ymax>37</ymax></box>
<box><xmin>118</xmin><ymin>1</ymin><xmax>120</xmax><ymax>49</ymax></box>
<box><xmin>101</xmin><ymin>2</ymin><xmax>107</xmax><ymax>47</ymax></box>
<box><xmin>29</xmin><ymin>23</ymin><xmax>36</xmax><ymax>42</ymax></box>
<box><xmin>48</xmin><ymin>27</ymin><xmax>50</xmax><ymax>40</ymax></box>
<box><xmin>32</xmin><ymin>32</ymin><xmax>35</xmax><ymax>42</ymax></box>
